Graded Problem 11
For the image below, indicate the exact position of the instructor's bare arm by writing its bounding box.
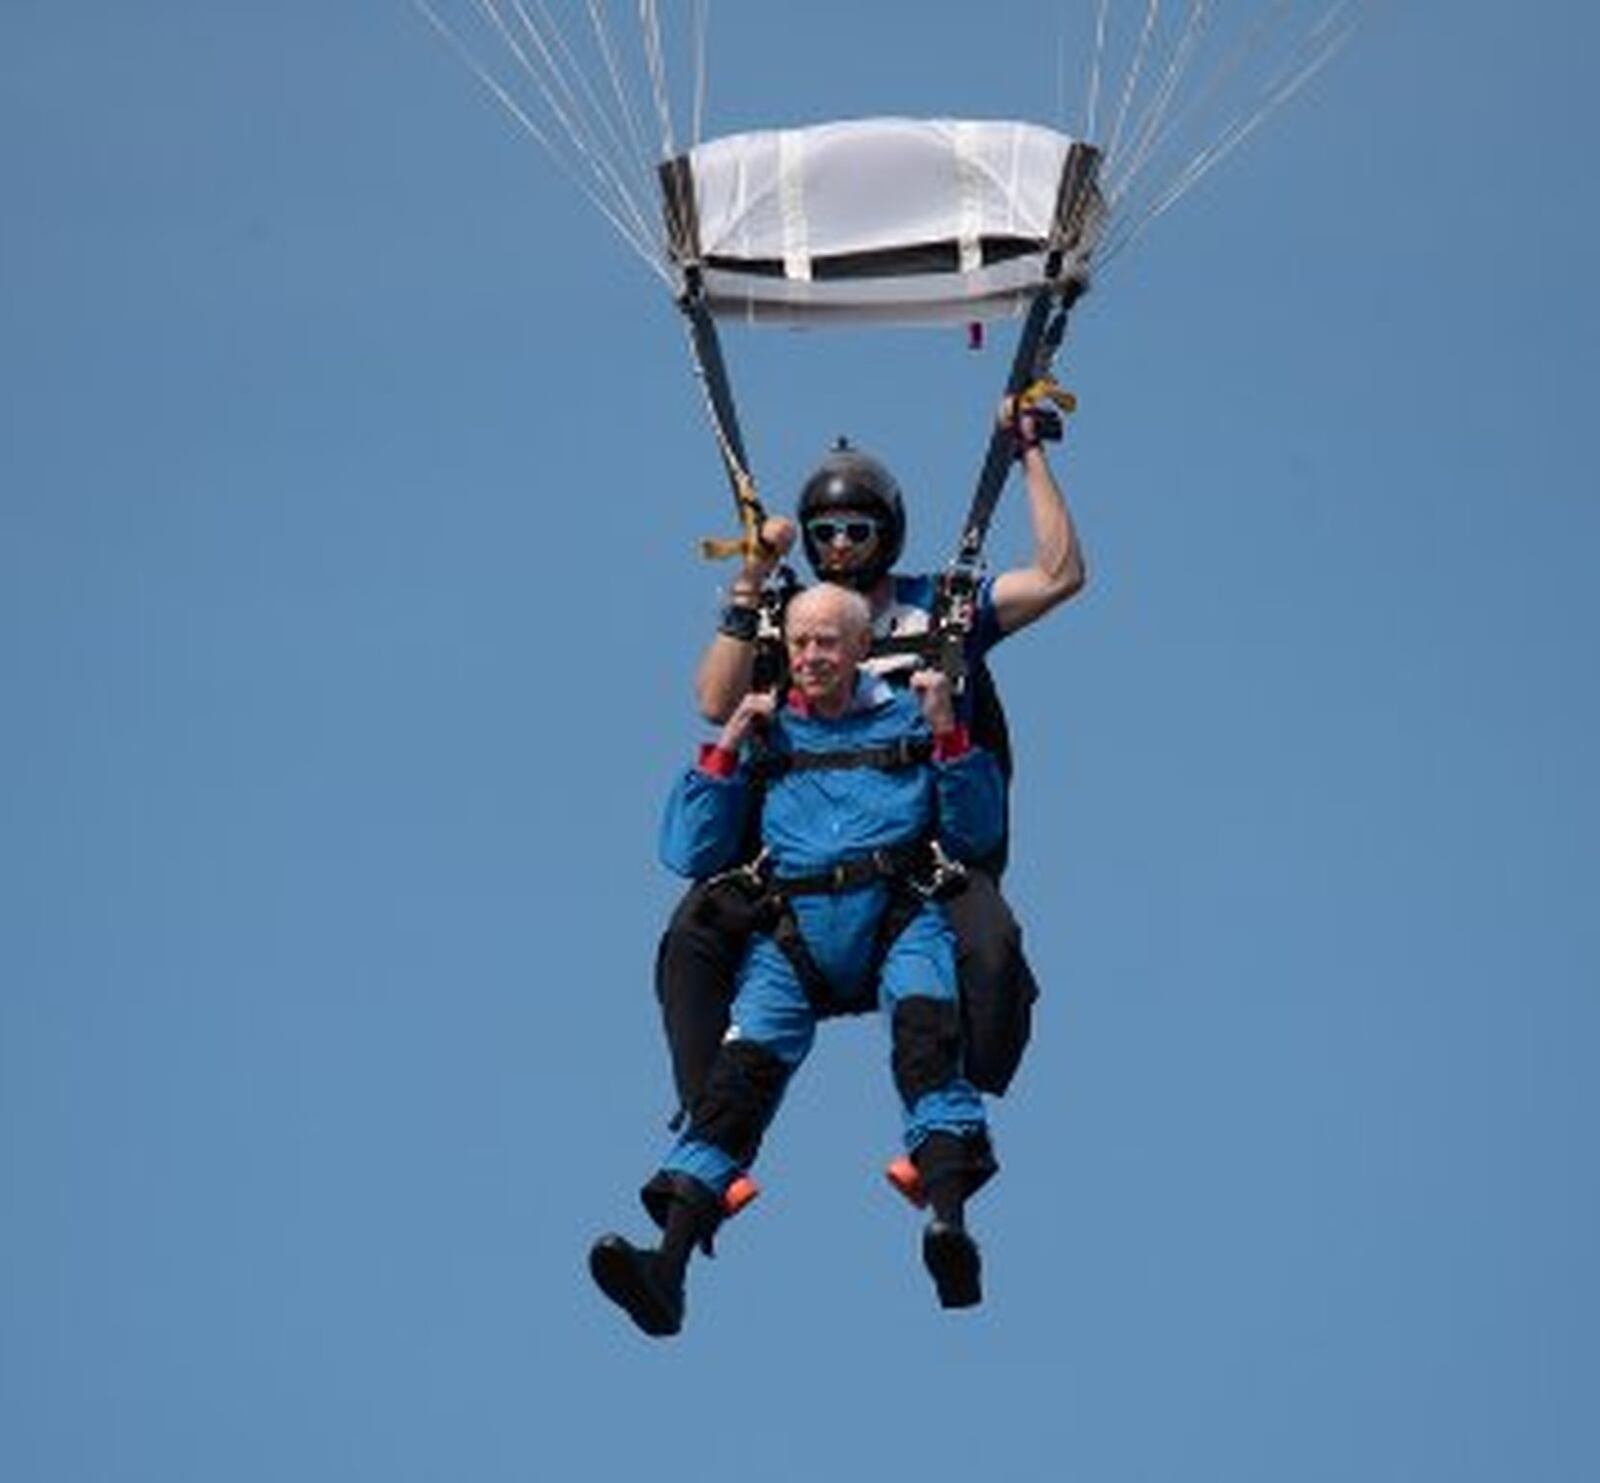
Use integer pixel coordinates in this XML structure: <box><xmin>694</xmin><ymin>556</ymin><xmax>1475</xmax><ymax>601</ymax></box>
<box><xmin>990</xmin><ymin>402</ymin><xmax>1087</xmax><ymax>637</ymax></box>
<box><xmin>694</xmin><ymin>517</ymin><xmax>796</xmax><ymax>721</ymax></box>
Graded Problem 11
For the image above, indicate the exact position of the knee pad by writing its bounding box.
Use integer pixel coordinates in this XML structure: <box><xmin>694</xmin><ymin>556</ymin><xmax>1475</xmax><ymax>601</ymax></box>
<box><xmin>686</xmin><ymin>1039</ymin><xmax>790</xmax><ymax>1167</ymax></box>
<box><xmin>892</xmin><ymin>996</ymin><xmax>963</xmax><ymax>1110</ymax></box>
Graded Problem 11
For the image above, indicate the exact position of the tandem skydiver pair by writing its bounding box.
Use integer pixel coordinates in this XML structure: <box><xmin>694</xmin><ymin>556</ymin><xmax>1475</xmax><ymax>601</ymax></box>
<box><xmin>589</xmin><ymin>398</ymin><xmax>1088</xmax><ymax>1337</ymax></box>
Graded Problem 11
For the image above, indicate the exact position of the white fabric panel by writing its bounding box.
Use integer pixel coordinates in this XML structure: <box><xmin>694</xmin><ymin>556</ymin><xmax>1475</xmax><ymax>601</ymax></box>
<box><xmin>697</xmin><ymin>255</ymin><xmax>1053</xmax><ymax>326</ymax></box>
<box><xmin>777</xmin><ymin>127</ymin><xmax>812</xmax><ymax>282</ymax></box>
<box><xmin>954</xmin><ymin>120</ymin><xmax>984</xmax><ymax>276</ymax></box>
<box><xmin>683</xmin><ymin>117</ymin><xmax>1091</xmax><ymax>325</ymax></box>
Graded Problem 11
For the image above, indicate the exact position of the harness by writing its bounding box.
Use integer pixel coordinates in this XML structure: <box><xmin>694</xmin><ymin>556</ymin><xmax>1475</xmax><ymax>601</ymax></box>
<box><xmin>716</xmin><ymin>839</ymin><xmax>968</xmax><ymax>1020</ymax></box>
<box><xmin>711</xmin><ymin>738</ymin><xmax>969</xmax><ymax>1018</ymax></box>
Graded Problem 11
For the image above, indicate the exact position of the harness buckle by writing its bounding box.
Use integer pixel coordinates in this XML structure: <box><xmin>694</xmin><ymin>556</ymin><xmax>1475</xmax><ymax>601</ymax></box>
<box><xmin>712</xmin><ymin>846</ymin><xmax>770</xmax><ymax>895</ymax></box>
<box><xmin>910</xmin><ymin>840</ymin><xmax>969</xmax><ymax>900</ymax></box>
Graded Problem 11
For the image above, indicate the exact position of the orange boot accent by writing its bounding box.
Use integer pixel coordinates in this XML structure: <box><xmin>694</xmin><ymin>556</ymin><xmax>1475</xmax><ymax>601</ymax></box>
<box><xmin>723</xmin><ymin>1175</ymin><xmax>761</xmax><ymax>1217</ymax></box>
<box><xmin>884</xmin><ymin>1156</ymin><xmax>927</xmax><ymax>1209</ymax></box>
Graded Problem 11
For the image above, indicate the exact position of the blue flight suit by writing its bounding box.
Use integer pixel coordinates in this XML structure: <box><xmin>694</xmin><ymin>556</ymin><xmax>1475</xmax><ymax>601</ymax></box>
<box><xmin>654</xmin><ymin>672</ymin><xmax>1005</xmax><ymax>1201</ymax></box>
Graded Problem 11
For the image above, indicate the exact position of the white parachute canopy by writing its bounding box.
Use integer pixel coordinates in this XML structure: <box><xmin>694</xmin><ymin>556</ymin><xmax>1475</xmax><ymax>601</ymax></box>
<box><xmin>666</xmin><ymin>118</ymin><xmax>1101</xmax><ymax>326</ymax></box>
<box><xmin>413</xmin><ymin>0</ymin><xmax>1362</xmax><ymax>322</ymax></box>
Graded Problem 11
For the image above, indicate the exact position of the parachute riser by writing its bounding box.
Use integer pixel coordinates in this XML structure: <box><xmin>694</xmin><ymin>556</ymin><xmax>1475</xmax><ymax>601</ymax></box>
<box><xmin>676</xmin><ymin>277</ymin><xmax>774</xmax><ymax>562</ymax></box>
<box><xmin>936</xmin><ymin>142</ymin><xmax>1102</xmax><ymax>691</ymax></box>
<box><xmin>661</xmin><ymin>155</ymin><xmax>777</xmax><ymax>569</ymax></box>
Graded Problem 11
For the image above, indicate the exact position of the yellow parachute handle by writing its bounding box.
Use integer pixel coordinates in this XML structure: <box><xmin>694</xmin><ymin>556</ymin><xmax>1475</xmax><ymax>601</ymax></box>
<box><xmin>699</xmin><ymin>469</ymin><xmax>772</xmax><ymax>563</ymax></box>
<box><xmin>1016</xmin><ymin>378</ymin><xmax>1078</xmax><ymax>417</ymax></box>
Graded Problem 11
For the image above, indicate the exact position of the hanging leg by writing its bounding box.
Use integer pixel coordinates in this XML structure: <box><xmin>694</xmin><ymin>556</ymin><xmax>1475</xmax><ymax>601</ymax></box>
<box><xmin>879</xmin><ymin>905</ymin><xmax>997</xmax><ymax>1310</ymax></box>
<box><xmin>590</xmin><ymin>940</ymin><xmax>815</xmax><ymax>1337</ymax></box>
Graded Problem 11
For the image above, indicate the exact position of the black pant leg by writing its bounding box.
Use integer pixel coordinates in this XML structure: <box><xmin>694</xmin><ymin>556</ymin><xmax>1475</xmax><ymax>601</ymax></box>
<box><xmin>654</xmin><ymin>880</ymin><xmax>752</xmax><ymax>1110</ymax></box>
<box><xmin>944</xmin><ymin>871</ymin><xmax>1040</xmax><ymax>1096</ymax></box>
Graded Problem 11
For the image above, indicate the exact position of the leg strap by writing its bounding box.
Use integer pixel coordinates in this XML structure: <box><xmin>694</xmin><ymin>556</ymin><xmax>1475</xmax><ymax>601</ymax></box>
<box><xmin>766</xmin><ymin>880</ymin><xmax>936</xmax><ymax>1020</ymax></box>
<box><xmin>767</xmin><ymin>904</ymin><xmax>839</xmax><ymax>1017</ymax></box>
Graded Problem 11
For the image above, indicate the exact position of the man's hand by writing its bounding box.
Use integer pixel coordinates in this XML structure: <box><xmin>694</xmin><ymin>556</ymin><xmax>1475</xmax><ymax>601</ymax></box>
<box><xmin>759</xmin><ymin>515</ymin><xmax>797</xmax><ymax>561</ymax></box>
<box><xmin>910</xmin><ymin>668</ymin><xmax>956</xmax><ymax>736</ymax></box>
<box><xmin>998</xmin><ymin>394</ymin><xmax>1062</xmax><ymax>454</ymax></box>
<box><xmin>715</xmin><ymin>690</ymin><xmax>777</xmax><ymax>754</ymax></box>
<box><xmin>731</xmin><ymin>517</ymin><xmax>797</xmax><ymax>596</ymax></box>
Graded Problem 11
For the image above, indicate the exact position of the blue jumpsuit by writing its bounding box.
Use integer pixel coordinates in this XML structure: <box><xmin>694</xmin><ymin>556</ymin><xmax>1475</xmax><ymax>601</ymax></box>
<box><xmin>655</xmin><ymin>673</ymin><xmax>1006</xmax><ymax>1200</ymax></box>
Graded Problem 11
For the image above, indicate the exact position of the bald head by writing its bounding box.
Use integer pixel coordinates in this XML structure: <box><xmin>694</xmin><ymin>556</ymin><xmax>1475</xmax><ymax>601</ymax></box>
<box><xmin>786</xmin><ymin>582</ymin><xmax>871</xmax><ymax>642</ymax></box>
<box><xmin>784</xmin><ymin>583</ymin><xmax>873</xmax><ymax>716</ymax></box>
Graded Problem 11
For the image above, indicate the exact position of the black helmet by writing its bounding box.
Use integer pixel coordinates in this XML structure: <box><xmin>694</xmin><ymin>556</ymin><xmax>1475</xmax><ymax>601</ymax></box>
<box><xmin>797</xmin><ymin>438</ymin><xmax>906</xmax><ymax>589</ymax></box>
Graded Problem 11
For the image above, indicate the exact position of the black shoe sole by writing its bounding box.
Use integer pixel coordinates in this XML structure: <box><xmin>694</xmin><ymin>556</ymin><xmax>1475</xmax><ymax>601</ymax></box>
<box><xmin>589</xmin><ymin>1236</ymin><xmax>683</xmax><ymax>1337</ymax></box>
<box><xmin>923</xmin><ymin>1223</ymin><xmax>982</xmax><ymax>1309</ymax></box>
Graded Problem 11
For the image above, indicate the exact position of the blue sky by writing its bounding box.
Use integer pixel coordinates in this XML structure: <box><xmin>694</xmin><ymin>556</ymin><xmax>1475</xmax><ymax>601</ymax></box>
<box><xmin>3</xmin><ymin>4</ymin><xmax>1597</xmax><ymax>1481</ymax></box>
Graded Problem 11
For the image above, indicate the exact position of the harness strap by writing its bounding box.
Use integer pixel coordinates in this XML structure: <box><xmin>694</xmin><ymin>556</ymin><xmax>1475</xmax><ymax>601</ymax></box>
<box><xmin>751</xmin><ymin>736</ymin><xmax>933</xmax><ymax>782</ymax></box>
<box><xmin>770</xmin><ymin>842</ymin><xmax>934</xmax><ymax>896</ymax></box>
<box><xmin>758</xmin><ymin>841</ymin><xmax>968</xmax><ymax>1018</ymax></box>
<box><xmin>768</xmin><ymin>905</ymin><xmax>839</xmax><ymax>1018</ymax></box>
<box><xmin>767</xmin><ymin>877</ymin><xmax>944</xmax><ymax>1020</ymax></box>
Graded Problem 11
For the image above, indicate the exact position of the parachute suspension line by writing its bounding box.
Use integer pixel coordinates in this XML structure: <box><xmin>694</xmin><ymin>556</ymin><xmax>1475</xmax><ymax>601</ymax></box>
<box><xmin>1105</xmin><ymin>0</ymin><xmax>1164</xmax><ymax>171</ymax></box>
<box><xmin>488</xmin><ymin>0</ymin><xmax>660</xmax><ymax>251</ymax></box>
<box><xmin>639</xmin><ymin>0</ymin><xmax>679</xmax><ymax>163</ymax></box>
<box><xmin>583</xmin><ymin>0</ymin><xmax>658</xmax><ymax>206</ymax></box>
<box><xmin>519</xmin><ymin>0</ymin><xmax>658</xmax><ymax>219</ymax></box>
<box><xmin>691</xmin><ymin>0</ymin><xmax>710</xmax><ymax>149</ymax></box>
<box><xmin>417</xmin><ymin>0</ymin><xmax>660</xmax><ymax>266</ymax></box>
<box><xmin>1100</xmin><ymin>1</ymin><xmax>1362</xmax><ymax>269</ymax></box>
<box><xmin>512</xmin><ymin>0</ymin><xmax>629</xmax><ymax>177</ymax></box>
<box><xmin>1106</xmin><ymin>0</ymin><xmax>1290</xmax><ymax>212</ymax></box>
<box><xmin>1055</xmin><ymin>28</ymin><xmax>1067</xmax><ymax>133</ymax></box>
<box><xmin>1163</xmin><ymin>12</ymin><xmax>1356</xmax><ymax>208</ymax></box>
<box><xmin>411</xmin><ymin>0</ymin><xmax>667</xmax><ymax>280</ymax></box>
<box><xmin>1085</xmin><ymin>0</ymin><xmax>1113</xmax><ymax>143</ymax></box>
<box><xmin>1109</xmin><ymin>0</ymin><xmax>1211</xmax><ymax>201</ymax></box>
<box><xmin>505</xmin><ymin>0</ymin><xmax>656</xmax><ymax>249</ymax></box>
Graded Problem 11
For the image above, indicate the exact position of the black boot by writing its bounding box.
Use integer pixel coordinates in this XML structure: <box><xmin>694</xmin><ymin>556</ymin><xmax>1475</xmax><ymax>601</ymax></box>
<box><xmin>588</xmin><ymin>1234</ymin><xmax>685</xmax><ymax>1337</ymax></box>
<box><xmin>922</xmin><ymin>1220</ymin><xmax>983</xmax><ymax>1309</ymax></box>
<box><xmin>589</xmin><ymin>1174</ymin><xmax>723</xmax><ymax>1338</ymax></box>
<box><xmin>912</xmin><ymin>1131</ymin><xmax>995</xmax><ymax>1311</ymax></box>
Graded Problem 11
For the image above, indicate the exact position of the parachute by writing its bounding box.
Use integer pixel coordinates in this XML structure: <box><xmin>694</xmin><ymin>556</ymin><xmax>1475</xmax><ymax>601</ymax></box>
<box><xmin>413</xmin><ymin>1</ymin><xmax>1362</xmax><ymax>566</ymax></box>
<box><xmin>660</xmin><ymin>117</ymin><xmax>1101</xmax><ymax>327</ymax></box>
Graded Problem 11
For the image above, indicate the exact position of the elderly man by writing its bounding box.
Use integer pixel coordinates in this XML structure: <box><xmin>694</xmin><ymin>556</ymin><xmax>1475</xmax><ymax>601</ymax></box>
<box><xmin>590</xmin><ymin>584</ymin><xmax>1006</xmax><ymax>1337</ymax></box>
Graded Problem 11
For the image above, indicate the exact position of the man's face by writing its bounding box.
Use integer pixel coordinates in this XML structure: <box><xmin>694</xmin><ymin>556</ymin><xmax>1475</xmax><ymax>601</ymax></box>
<box><xmin>806</xmin><ymin>508</ymin><xmax>883</xmax><ymax>581</ymax></box>
<box><xmin>786</xmin><ymin>600</ymin><xmax>867</xmax><ymax>710</ymax></box>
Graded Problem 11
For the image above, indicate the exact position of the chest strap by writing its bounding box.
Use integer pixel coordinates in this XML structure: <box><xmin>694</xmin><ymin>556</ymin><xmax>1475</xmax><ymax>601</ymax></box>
<box><xmin>750</xmin><ymin>735</ymin><xmax>933</xmax><ymax>782</ymax></box>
